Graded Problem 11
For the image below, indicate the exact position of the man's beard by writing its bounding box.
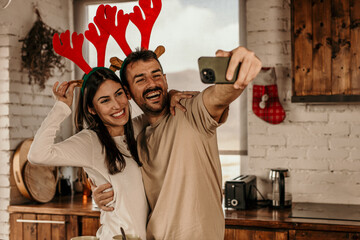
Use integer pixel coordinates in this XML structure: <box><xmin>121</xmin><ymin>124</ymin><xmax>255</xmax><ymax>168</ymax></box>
<box><xmin>141</xmin><ymin>87</ymin><xmax>168</xmax><ymax>115</ymax></box>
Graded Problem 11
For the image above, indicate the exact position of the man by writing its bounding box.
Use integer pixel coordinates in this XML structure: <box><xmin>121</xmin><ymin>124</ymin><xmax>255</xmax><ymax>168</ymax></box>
<box><xmin>93</xmin><ymin>46</ymin><xmax>261</xmax><ymax>239</ymax></box>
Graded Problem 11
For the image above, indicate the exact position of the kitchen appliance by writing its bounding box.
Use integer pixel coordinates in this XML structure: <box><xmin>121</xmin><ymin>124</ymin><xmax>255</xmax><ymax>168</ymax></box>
<box><xmin>224</xmin><ymin>175</ymin><xmax>257</xmax><ymax>210</ymax></box>
<box><xmin>269</xmin><ymin>168</ymin><xmax>292</xmax><ymax>208</ymax></box>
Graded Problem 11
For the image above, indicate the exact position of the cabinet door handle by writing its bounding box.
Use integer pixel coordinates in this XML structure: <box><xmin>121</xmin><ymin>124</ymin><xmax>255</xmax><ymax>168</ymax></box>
<box><xmin>16</xmin><ymin>219</ymin><xmax>66</xmax><ymax>224</ymax></box>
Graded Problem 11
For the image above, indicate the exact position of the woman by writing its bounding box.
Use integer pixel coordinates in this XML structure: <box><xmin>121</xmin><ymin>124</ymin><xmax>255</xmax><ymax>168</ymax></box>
<box><xmin>28</xmin><ymin>68</ymin><xmax>193</xmax><ymax>240</ymax></box>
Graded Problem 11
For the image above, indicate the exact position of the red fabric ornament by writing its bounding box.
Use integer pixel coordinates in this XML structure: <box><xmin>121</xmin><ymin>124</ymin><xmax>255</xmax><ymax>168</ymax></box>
<box><xmin>252</xmin><ymin>84</ymin><xmax>285</xmax><ymax>124</ymax></box>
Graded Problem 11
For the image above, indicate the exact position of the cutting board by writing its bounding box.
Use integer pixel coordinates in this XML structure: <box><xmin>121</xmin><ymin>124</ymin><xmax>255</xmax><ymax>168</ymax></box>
<box><xmin>12</xmin><ymin>139</ymin><xmax>34</xmax><ymax>200</ymax></box>
<box><xmin>23</xmin><ymin>161</ymin><xmax>57</xmax><ymax>203</ymax></box>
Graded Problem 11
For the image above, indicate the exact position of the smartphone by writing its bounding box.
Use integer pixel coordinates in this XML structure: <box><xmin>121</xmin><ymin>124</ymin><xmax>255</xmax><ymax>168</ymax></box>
<box><xmin>198</xmin><ymin>56</ymin><xmax>240</xmax><ymax>84</ymax></box>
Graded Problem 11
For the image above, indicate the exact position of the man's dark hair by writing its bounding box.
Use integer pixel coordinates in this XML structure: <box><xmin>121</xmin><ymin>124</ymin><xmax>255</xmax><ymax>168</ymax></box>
<box><xmin>120</xmin><ymin>48</ymin><xmax>164</xmax><ymax>88</ymax></box>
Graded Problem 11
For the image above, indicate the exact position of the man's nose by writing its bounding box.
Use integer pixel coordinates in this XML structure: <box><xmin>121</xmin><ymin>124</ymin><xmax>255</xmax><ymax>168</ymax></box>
<box><xmin>146</xmin><ymin>76</ymin><xmax>157</xmax><ymax>86</ymax></box>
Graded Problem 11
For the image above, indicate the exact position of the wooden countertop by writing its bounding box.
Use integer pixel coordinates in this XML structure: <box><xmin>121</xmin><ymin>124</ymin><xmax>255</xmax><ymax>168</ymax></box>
<box><xmin>225</xmin><ymin>202</ymin><xmax>360</xmax><ymax>233</ymax></box>
<box><xmin>8</xmin><ymin>195</ymin><xmax>360</xmax><ymax>233</ymax></box>
<box><xmin>8</xmin><ymin>194</ymin><xmax>100</xmax><ymax>217</ymax></box>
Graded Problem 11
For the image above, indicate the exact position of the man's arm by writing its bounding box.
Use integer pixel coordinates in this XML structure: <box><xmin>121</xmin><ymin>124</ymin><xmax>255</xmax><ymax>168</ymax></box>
<box><xmin>203</xmin><ymin>46</ymin><xmax>262</xmax><ymax>122</ymax></box>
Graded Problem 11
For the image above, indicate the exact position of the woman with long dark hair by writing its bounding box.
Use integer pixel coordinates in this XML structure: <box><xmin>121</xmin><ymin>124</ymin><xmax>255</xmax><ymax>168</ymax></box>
<box><xmin>28</xmin><ymin>67</ymin><xmax>192</xmax><ymax>239</ymax></box>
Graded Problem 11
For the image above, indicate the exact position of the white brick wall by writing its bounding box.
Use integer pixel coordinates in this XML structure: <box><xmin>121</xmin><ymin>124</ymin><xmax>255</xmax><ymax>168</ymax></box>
<box><xmin>246</xmin><ymin>0</ymin><xmax>360</xmax><ymax>205</ymax></box>
<box><xmin>0</xmin><ymin>0</ymin><xmax>72</xmax><ymax>238</ymax></box>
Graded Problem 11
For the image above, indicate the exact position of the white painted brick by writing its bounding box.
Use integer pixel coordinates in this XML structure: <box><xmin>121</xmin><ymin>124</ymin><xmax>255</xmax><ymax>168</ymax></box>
<box><xmin>330</xmin><ymin>137</ymin><xmax>360</xmax><ymax>148</ymax></box>
<box><xmin>9</xmin><ymin>82</ymin><xmax>33</xmax><ymax>94</ymax></box>
<box><xmin>0</xmin><ymin>105</ymin><xmax>9</xmax><ymax>115</ymax></box>
<box><xmin>0</xmin><ymin>117</ymin><xmax>9</xmax><ymax>128</ymax></box>
<box><xmin>351</xmin><ymin>125</ymin><xmax>360</xmax><ymax>136</ymax></box>
<box><xmin>288</xmin><ymin>109</ymin><xmax>328</xmax><ymax>123</ymax></box>
<box><xmin>267</xmin><ymin>147</ymin><xmax>307</xmax><ymax>158</ymax></box>
<box><xmin>307</xmin><ymin>124</ymin><xmax>350</xmax><ymax>136</ymax></box>
<box><xmin>0</xmin><ymin>163</ymin><xmax>10</xmax><ymax>175</ymax></box>
<box><xmin>32</xmin><ymin>106</ymin><xmax>52</xmax><ymax>116</ymax></box>
<box><xmin>248</xmin><ymin>31</ymin><xmax>291</xmax><ymax>45</ymax></box>
<box><xmin>0</xmin><ymin>188</ymin><xmax>10</xmax><ymax>200</ymax></box>
<box><xmin>0</xmin><ymin>48</ymin><xmax>9</xmax><ymax>58</ymax></box>
<box><xmin>268</xmin><ymin>124</ymin><xmax>308</xmax><ymax>136</ymax></box>
<box><xmin>248</xmin><ymin>134</ymin><xmax>286</xmax><ymax>146</ymax></box>
<box><xmin>0</xmin><ymin>211</ymin><xmax>9</xmax><ymax>223</ymax></box>
<box><xmin>329</xmin><ymin>111</ymin><xmax>360</xmax><ymax>122</ymax></box>
<box><xmin>0</xmin><ymin>36</ymin><xmax>10</xmax><ymax>46</ymax></box>
<box><xmin>288</xmin><ymin>136</ymin><xmax>328</xmax><ymax>147</ymax></box>
<box><xmin>308</xmin><ymin>148</ymin><xmax>349</xmax><ymax>160</ymax></box>
<box><xmin>0</xmin><ymin>69</ymin><xmax>9</xmax><ymax>80</ymax></box>
<box><xmin>289</xmin><ymin>158</ymin><xmax>329</xmax><ymax>170</ymax></box>
<box><xmin>0</xmin><ymin>176</ymin><xmax>9</xmax><ymax>187</ymax></box>
<box><xmin>248</xmin><ymin>123</ymin><xmax>268</xmax><ymax>134</ymax></box>
<box><xmin>331</xmin><ymin>159</ymin><xmax>360</xmax><ymax>172</ymax></box>
<box><xmin>248</xmin><ymin>146</ymin><xmax>266</xmax><ymax>157</ymax></box>
<box><xmin>9</xmin><ymin>127</ymin><xmax>33</xmax><ymax>139</ymax></box>
<box><xmin>248</xmin><ymin>157</ymin><xmax>289</xmax><ymax>170</ymax></box>
<box><xmin>0</xmin><ymin>93</ymin><xmax>9</xmax><ymax>104</ymax></box>
<box><xmin>0</xmin><ymin>199</ymin><xmax>9</xmax><ymax>212</ymax></box>
<box><xmin>19</xmin><ymin>93</ymin><xmax>33</xmax><ymax>105</ymax></box>
<box><xmin>0</xmin><ymin>224</ymin><xmax>9</xmax><ymax>237</ymax></box>
<box><xmin>21</xmin><ymin>116</ymin><xmax>40</xmax><ymax>127</ymax></box>
<box><xmin>0</xmin><ymin>151</ymin><xmax>11</xmax><ymax>164</ymax></box>
<box><xmin>8</xmin><ymin>117</ymin><xmax>20</xmax><ymax>128</ymax></box>
<box><xmin>0</xmin><ymin>140</ymin><xmax>10</xmax><ymax>151</ymax></box>
<box><xmin>8</xmin><ymin>93</ymin><xmax>20</xmax><ymax>104</ymax></box>
<box><xmin>350</xmin><ymin>149</ymin><xmax>360</xmax><ymax>160</ymax></box>
<box><xmin>9</xmin><ymin>105</ymin><xmax>32</xmax><ymax>116</ymax></box>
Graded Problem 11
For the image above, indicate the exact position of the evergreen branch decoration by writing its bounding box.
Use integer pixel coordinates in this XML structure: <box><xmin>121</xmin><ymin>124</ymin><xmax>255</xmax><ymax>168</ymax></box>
<box><xmin>20</xmin><ymin>9</ymin><xmax>65</xmax><ymax>90</ymax></box>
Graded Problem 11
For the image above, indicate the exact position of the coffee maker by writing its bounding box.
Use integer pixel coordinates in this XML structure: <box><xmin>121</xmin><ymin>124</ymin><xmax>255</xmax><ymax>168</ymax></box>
<box><xmin>269</xmin><ymin>168</ymin><xmax>292</xmax><ymax>208</ymax></box>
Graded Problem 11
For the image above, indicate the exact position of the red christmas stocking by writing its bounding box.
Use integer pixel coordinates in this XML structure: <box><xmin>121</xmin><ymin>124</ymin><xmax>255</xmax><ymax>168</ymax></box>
<box><xmin>252</xmin><ymin>84</ymin><xmax>285</xmax><ymax>124</ymax></box>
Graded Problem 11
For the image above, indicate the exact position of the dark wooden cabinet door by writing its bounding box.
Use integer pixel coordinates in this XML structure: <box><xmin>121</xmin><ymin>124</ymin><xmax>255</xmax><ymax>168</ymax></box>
<box><xmin>80</xmin><ymin>216</ymin><xmax>100</xmax><ymax>236</ymax></box>
<box><xmin>292</xmin><ymin>0</ymin><xmax>360</xmax><ymax>102</ymax></box>
<box><xmin>225</xmin><ymin>228</ymin><xmax>288</xmax><ymax>240</ymax></box>
<box><xmin>10</xmin><ymin>213</ymin><xmax>84</xmax><ymax>240</ymax></box>
<box><xmin>294</xmin><ymin>230</ymin><xmax>353</xmax><ymax>240</ymax></box>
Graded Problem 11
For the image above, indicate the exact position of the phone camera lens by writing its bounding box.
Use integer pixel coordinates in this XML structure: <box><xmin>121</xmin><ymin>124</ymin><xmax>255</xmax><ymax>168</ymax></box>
<box><xmin>201</xmin><ymin>69</ymin><xmax>215</xmax><ymax>83</ymax></box>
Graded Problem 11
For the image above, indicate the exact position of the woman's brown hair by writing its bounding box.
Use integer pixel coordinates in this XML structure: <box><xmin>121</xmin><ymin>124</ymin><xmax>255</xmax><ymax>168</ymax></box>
<box><xmin>75</xmin><ymin>68</ymin><xmax>141</xmax><ymax>174</ymax></box>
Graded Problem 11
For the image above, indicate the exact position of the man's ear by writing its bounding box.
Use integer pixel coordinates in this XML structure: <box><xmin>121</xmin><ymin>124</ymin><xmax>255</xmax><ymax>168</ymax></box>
<box><xmin>124</xmin><ymin>86</ymin><xmax>132</xmax><ymax>100</ymax></box>
<box><xmin>88</xmin><ymin>106</ymin><xmax>96</xmax><ymax>115</ymax></box>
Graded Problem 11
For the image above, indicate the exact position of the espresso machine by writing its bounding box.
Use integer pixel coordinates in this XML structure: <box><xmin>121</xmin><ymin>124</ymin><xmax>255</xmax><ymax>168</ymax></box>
<box><xmin>269</xmin><ymin>168</ymin><xmax>292</xmax><ymax>208</ymax></box>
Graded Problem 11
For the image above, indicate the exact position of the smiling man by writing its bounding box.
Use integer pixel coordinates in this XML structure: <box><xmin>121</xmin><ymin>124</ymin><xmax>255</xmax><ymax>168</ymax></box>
<box><xmin>94</xmin><ymin>46</ymin><xmax>261</xmax><ymax>240</ymax></box>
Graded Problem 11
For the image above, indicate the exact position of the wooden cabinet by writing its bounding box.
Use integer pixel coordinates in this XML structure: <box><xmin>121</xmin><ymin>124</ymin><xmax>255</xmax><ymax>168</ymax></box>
<box><xmin>224</xmin><ymin>203</ymin><xmax>360</xmax><ymax>240</ymax></box>
<box><xmin>291</xmin><ymin>0</ymin><xmax>360</xmax><ymax>102</ymax></box>
<box><xmin>8</xmin><ymin>195</ymin><xmax>100</xmax><ymax>240</ymax></box>
<box><xmin>225</xmin><ymin>228</ymin><xmax>288</xmax><ymax>240</ymax></box>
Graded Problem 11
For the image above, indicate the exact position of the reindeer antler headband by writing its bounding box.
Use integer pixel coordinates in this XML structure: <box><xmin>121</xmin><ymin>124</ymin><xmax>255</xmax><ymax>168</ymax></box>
<box><xmin>52</xmin><ymin>0</ymin><xmax>165</xmax><ymax>94</ymax></box>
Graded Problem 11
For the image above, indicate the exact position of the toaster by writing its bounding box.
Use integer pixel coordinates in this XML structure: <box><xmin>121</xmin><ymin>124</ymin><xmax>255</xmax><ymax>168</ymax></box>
<box><xmin>224</xmin><ymin>175</ymin><xmax>257</xmax><ymax>210</ymax></box>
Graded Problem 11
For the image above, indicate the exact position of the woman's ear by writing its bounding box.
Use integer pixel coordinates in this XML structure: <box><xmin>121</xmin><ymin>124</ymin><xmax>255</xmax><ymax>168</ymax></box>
<box><xmin>88</xmin><ymin>106</ymin><xmax>96</xmax><ymax>115</ymax></box>
<box><xmin>124</xmin><ymin>86</ymin><xmax>132</xmax><ymax>100</ymax></box>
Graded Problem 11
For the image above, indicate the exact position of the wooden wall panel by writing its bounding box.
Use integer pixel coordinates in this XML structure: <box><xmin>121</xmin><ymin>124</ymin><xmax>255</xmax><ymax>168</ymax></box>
<box><xmin>331</xmin><ymin>0</ymin><xmax>351</xmax><ymax>95</ymax></box>
<box><xmin>312</xmin><ymin>0</ymin><xmax>332</xmax><ymax>95</ymax></box>
<box><xmin>10</xmin><ymin>213</ymin><xmax>23</xmax><ymax>240</ymax></box>
<box><xmin>37</xmin><ymin>214</ymin><xmax>51</xmax><ymax>240</ymax></box>
<box><xmin>81</xmin><ymin>217</ymin><xmax>100</xmax><ymax>236</ymax></box>
<box><xmin>23</xmin><ymin>214</ymin><xmax>37</xmax><ymax>240</ymax></box>
<box><xmin>293</xmin><ymin>0</ymin><xmax>313</xmax><ymax>96</ymax></box>
<box><xmin>350</xmin><ymin>0</ymin><xmax>360</xmax><ymax>95</ymax></box>
<box><xmin>295</xmin><ymin>230</ymin><xmax>350</xmax><ymax>240</ymax></box>
<box><xmin>51</xmin><ymin>215</ymin><xmax>66</xmax><ymax>240</ymax></box>
<box><xmin>66</xmin><ymin>215</ymin><xmax>79</xmax><ymax>240</ymax></box>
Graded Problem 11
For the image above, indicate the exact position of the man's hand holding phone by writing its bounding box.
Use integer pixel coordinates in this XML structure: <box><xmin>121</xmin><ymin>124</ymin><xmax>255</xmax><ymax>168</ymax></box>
<box><xmin>198</xmin><ymin>46</ymin><xmax>261</xmax><ymax>90</ymax></box>
<box><xmin>216</xmin><ymin>46</ymin><xmax>261</xmax><ymax>89</ymax></box>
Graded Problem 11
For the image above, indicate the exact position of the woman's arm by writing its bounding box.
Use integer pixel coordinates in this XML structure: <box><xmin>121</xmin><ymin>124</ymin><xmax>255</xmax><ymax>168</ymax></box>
<box><xmin>28</xmin><ymin>81</ymin><xmax>93</xmax><ymax>167</ymax></box>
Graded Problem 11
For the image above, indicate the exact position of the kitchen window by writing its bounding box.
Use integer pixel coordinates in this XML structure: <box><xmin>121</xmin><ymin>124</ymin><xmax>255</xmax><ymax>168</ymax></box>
<box><xmin>76</xmin><ymin>0</ymin><xmax>245</xmax><ymax>186</ymax></box>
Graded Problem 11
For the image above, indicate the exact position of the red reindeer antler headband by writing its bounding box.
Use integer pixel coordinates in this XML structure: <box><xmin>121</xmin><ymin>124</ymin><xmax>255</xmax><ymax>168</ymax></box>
<box><xmin>52</xmin><ymin>0</ymin><xmax>164</xmax><ymax>94</ymax></box>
